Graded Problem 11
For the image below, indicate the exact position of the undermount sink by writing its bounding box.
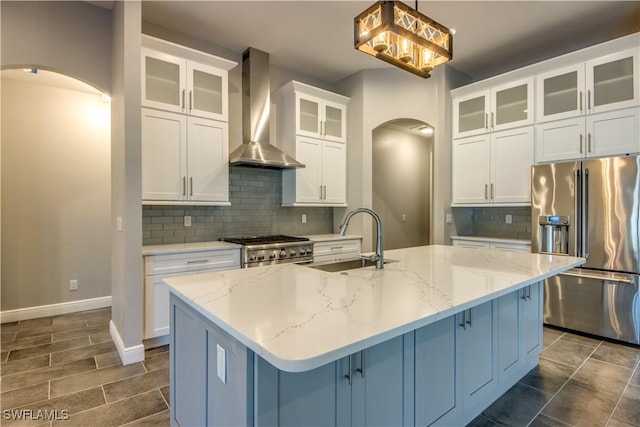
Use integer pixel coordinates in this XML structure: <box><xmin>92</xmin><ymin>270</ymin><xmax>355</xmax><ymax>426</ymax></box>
<box><xmin>307</xmin><ymin>257</ymin><xmax>397</xmax><ymax>273</ymax></box>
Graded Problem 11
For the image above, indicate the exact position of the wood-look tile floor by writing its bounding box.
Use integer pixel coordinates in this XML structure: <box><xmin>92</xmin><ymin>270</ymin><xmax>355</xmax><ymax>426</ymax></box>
<box><xmin>0</xmin><ymin>308</ymin><xmax>169</xmax><ymax>426</ymax></box>
<box><xmin>1</xmin><ymin>308</ymin><xmax>639</xmax><ymax>426</ymax></box>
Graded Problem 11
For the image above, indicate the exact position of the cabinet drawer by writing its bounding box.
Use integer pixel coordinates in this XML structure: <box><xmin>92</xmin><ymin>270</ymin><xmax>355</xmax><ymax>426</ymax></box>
<box><xmin>313</xmin><ymin>239</ymin><xmax>361</xmax><ymax>257</ymax></box>
<box><xmin>145</xmin><ymin>249</ymin><xmax>241</xmax><ymax>276</ymax></box>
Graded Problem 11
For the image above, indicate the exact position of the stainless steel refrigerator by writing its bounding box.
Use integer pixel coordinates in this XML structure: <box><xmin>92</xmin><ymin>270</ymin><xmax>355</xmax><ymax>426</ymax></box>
<box><xmin>531</xmin><ymin>155</ymin><xmax>640</xmax><ymax>345</ymax></box>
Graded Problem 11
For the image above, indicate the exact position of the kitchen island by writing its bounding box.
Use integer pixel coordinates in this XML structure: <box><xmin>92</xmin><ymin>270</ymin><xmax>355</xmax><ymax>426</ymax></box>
<box><xmin>164</xmin><ymin>245</ymin><xmax>584</xmax><ymax>427</ymax></box>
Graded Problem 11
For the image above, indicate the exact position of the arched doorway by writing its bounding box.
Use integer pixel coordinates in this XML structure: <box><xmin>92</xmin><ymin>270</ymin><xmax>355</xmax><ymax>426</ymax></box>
<box><xmin>1</xmin><ymin>68</ymin><xmax>112</xmax><ymax>316</ymax></box>
<box><xmin>372</xmin><ymin>118</ymin><xmax>433</xmax><ymax>250</ymax></box>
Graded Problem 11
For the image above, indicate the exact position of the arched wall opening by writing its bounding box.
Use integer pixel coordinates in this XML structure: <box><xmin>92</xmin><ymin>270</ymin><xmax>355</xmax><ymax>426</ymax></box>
<box><xmin>1</xmin><ymin>68</ymin><xmax>112</xmax><ymax>314</ymax></box>
<box><xmin>372</xmin><ymin>118</ymin><xmax>433</xmax><ymax>250</ymax></box>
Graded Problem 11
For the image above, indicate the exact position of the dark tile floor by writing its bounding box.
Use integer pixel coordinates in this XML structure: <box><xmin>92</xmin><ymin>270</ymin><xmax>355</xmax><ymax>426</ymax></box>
<box><xmin>0</xmin><ymin>308</ymin><xmax>169</xmax><ymax>426</ymax></box>
<box><xmin>1</xmin><ymin>309</ymin><xmax>639</xmax><ymax>426</ymax></box>
<box><xmin>470</xmin><ymin>327</ymin><xmax>640</xmax><ymax>427</ymax></box>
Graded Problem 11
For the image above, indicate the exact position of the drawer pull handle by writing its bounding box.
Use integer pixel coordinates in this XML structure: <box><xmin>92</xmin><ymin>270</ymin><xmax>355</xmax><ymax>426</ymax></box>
<box><xmin>330</xmin><ymin>246</ymin><xmax>343</xmax><ymax>251</ymax></box>
<box><xmin>186</xmin><ymin>259</ymin><xmax>210</xmax><ymax>265</ymax></box>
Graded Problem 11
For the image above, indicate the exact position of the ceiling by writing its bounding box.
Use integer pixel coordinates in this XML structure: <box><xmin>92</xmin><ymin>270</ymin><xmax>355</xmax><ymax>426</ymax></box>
<box><xmin>139</xmin><ymin>1</ymin><xmax>640</xmax><ymax>83</ymax></box>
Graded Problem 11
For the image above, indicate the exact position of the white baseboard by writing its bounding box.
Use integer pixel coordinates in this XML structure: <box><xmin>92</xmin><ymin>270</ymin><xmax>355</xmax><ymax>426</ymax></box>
<box><xmin>110</xmin><ymin>320</ymin><xmax>145</xmax><ymax>365</ymax></box>
<box><xmin>0</xmin><ymin>296</ymin><xmax>112</xmax><ymax>324</ymax></box>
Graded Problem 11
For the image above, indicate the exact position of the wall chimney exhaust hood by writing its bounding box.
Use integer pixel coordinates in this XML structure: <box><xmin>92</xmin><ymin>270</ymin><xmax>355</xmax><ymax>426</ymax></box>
<box><xmin>229</xmin><ymin>48</ymin><xmax>304</xmax><ymax>169</ymax></box>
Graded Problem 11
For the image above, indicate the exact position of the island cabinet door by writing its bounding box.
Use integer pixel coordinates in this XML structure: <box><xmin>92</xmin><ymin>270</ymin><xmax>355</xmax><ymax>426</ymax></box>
<box><xmin>496</xmin><ymin>291</ymin><xmax>521</xmax><ymax>383</ymax></box>
<box><xmin>521</xmin><ymin>283</ymin><xmax>543</xmax><ymax>358</ymax></box>
<box><xmin>413</xmin><ymin>316</ymin><xmax>458</xmax><ymax>426</ymax></box>
<box><xmin>171</xmin><ymin>296</ymin><xmax>207</xmax><ymax>427</ymax></box>
<box><xmin>254</xmin><ymin>356</ymin><xmax>350</xmax><ymax>426</ymax></box>
<box><xmin>458</xmin><ymin>301</ymin><xmax>498</xmax><ymax>412</ymax></box>
<box><xmin>350</xmin><ymin>335</ymin><xmax>406</xmax><ymax>426</ymax></box>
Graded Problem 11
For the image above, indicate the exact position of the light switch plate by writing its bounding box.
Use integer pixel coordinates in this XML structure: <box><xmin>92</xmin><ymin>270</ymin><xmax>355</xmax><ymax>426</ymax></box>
<box><xmin>505</xmin><ymin>214</ymin><xmax>512</xmax><ymax>224</ymax></box>
<box><xmin>446</xmin><ymin>213</ymin><xmax>453</xmax><ymax>224</ymax></box>
<box><xmin>184</xmin><ymin>216</ymin><xmax>192</xmax><ymax>227</ymax></box>
<box><xmin>217</xmin><ymin>344</ymin><xmax>226</xmax><ymax>384</ymax></box>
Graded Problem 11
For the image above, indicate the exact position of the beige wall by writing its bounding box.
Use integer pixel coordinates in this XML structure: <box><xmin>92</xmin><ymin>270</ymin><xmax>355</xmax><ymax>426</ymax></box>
<box><xmin>334</xmin><ymin>66</ymin><xmax>460</xmax><ymax>250</ymax></box>
<box><xmin>111</xmin><ymin>1</ymin><xmax>142</xmax><ymax>351</ymax></box>
<box><xmin>1</xmin><ymin>76</ymin><xmax>111</xmax><ymax>310</ymax></box>
<box><xmin>372</xmin><ymin>125</ymin><xmax>432</xmax><ymax>250</ymax></box>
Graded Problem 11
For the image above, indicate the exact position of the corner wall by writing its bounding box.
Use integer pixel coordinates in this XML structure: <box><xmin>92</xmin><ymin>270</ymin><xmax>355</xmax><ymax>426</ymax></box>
<box><xmin>110</xmin><ymin>1</ymin><xmax>143</xmax><ymax>363</ymax></box>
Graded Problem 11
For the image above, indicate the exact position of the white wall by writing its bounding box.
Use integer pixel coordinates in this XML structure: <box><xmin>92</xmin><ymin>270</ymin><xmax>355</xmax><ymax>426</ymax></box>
<box><xmin>1</xmin><ymin>76</ymin><xmax>111</xmax><ymax>310</ymax></box>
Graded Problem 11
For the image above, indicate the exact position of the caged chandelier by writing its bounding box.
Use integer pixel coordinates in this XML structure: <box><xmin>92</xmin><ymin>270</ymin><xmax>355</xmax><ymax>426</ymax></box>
<box><xmin>354</xmin><ymin>0</ymin><xmax>453</xmax><ymax>78</ymax></box>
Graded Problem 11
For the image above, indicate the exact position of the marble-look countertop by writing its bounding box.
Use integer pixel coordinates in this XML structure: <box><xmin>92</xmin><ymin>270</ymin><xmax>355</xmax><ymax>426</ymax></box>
<box><xmin>142</xmin><ymin>241</ymin><xmax>241</xmax><ymax>256</ymax></box>
<box><xmin>450</xmin><ymin>236</ymin><xmax>531</xmax><ymax>245</ymax></box>
<box><xmin>163</xmin><ymin>245</ymin><xmax>583</xmax><ymax>372</ymax></box>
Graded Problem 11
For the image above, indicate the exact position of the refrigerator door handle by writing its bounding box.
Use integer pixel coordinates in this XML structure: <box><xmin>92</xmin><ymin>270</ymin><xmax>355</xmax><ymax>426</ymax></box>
<box><xmin>583</xmin><ymin>168</ymin><xmax>589</xmax><ymax>259</ymax></box>
<box><xmin>560</xmin><ymin>270</ymin><xmax>635</xmax><ymax>285</ymax></box>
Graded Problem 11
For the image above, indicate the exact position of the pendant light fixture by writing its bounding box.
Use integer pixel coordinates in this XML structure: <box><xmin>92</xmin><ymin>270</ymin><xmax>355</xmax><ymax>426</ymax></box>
<box><xmin>354</xmin><ymin>1</ymin><xmax>453</xmax><ymax>78</ymax></box>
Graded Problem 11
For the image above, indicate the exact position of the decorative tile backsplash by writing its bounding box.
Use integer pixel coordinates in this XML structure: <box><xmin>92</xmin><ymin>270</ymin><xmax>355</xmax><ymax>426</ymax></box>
<box><xmin>143</xmin><ymin>167</ymin><xmax>334</xmax><ymax>246</ymax></box>
<box><xmin>453</xmin><ymin>206</ymin><xmax>531</xmax><ymax>240</ymax></box>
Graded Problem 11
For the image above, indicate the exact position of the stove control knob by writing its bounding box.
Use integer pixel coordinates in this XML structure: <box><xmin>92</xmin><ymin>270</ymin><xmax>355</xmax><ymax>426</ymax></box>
<box><xmin>289</xmin><ymin>250</ymin><xmax>297</xmax><ymax>257</ymax></box>
<box><xmin>248</xmin><ymin>255</ymin><xmax>257</xmax><ymax>262</ymax></box>
<box><xmin>269</xmin><ymin>252</ymin><xmax>277</xmax><ymax>260</ymax></box>
<box><xmin>257</xmin><ymin>254</ymin><xmax>265</xmax><ymax>261</ymax></box>
<box><xmin>279</xmin><ymin>250</ymin><xmax>287</xmax><ymax>258</ymax></box>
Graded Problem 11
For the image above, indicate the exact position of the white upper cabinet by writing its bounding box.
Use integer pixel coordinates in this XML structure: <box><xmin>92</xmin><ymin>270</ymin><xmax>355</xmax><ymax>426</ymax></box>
<box><xmin>536</xmin><ymin>48</ymin><xmax>639</xmax><ymax>123</ymax></box>
<box><xmin>453</xmin><ymin>78</ymin><xmax>534</xmax><ymax>138</ymax></box>
<box><xmin>293</xmin><ymin>86</ymin><xmax>347</xmax><ymax>143</ymax></box>
<box><xmin>142</xmin><ymin>48</ymin><xmax>230</xmax><ymax>121</ymax></box>
<box><xmin>278</xmin><ymin>81</ymin><xmax>350</xmax><ymax>206</ymax></box>
<box><xmin>140</xmin><ymin>36</ymin><xmax>237</xmax><ymax>205</ymax></box>
<box><xmin>452</xmin><ymin>127</ymin><xmax>533</xmax><ymax>206</ymax></box>
<box><xmin>535</xmin><ymin>47</ymin><xmax>640</xmax><ymax>163</ymax></box>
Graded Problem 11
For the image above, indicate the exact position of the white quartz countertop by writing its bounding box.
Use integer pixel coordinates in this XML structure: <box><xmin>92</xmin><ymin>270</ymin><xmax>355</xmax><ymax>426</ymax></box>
<box><xmin>142</xmin><ymin>241</ymin><xmax>241</xmax><ymax>256</ymax></box>
<box><xmin>450</xmin><ymin>236</ymin><xmax>531</xmax><ymax>245</ymax></box>
<box><xmin>163</xmin><ymin>245</ymin><xmax>583</xmax><ymax>373</ymax></box>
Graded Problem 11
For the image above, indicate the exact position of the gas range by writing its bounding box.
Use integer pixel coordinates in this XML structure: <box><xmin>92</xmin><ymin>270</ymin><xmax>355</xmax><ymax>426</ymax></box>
<box><xmin>220</xmin><ymin>235</ymin><xmax>314</xmax><ymax>268</ymax></box>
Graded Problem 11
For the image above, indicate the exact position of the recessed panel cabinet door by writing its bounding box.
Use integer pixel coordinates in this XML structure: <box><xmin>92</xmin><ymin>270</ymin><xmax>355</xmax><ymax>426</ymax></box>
<box><xmin>294</xmin><ymin>137</ymin><xmax>323</xmax><ymax>203</ymax></box>
<box><xmin>322</xmin><ymin>141</ymin><xmax>346</xmax><ymax>205</ymax></box>
<box><xmin>187</xmin><ymin>117</ymin><xmax>229</xmax><ymax>203</ymax></box>
<box><xmin>452</xmin><ymin>135</ymin><xmax>491</xmax><ymax>204</ymax></box>
<box><xmin>491</xmin><ymin>127</ymin><xmax>533</xmax><ymax>204</ymax></box>
<box><xmin>141</xmin><ymin>108</ymin><xmax>187</xmax><ymax>201</ymax></box>
<box><xmin>414</xmin><ymin>317</ymin><xmax>457</xmax><ymax>426</ymax></box>
<box><xmin>459</xmin><ymin>301</ymin><xmax>496</xmax><ymax>410</ymax></box>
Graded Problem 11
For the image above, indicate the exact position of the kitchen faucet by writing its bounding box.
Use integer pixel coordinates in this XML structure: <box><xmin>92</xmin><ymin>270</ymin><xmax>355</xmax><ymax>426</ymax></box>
<box><xmin>338</xmin><ymin>208</ymin><xmax>384</xmax><ymax>269</ymax></box>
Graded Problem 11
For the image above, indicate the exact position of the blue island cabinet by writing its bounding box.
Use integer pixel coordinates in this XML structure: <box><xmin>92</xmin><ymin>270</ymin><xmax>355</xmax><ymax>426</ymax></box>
<box><xmin>170</xmin><ymin>282</ymin><xmax>543</xmax><ymax>427</ymax></box>
<box><xmin>254</xmin><ymin>334</ymin><xmax>407</xmax><ymax>426</ymax></box>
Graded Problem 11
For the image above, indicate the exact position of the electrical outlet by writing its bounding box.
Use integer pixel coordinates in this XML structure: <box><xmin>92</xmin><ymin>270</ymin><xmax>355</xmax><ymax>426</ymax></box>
<box><xmin>446</xmin><ymin>213</ymin><xmax>453</xmax><ymax>224</ymax></box>
<box><xmin>505</xmin><ymin>214</ymin><xmax>513</xmax><ymax>224</ymax></box>
<box><xmin>301</xmin><ymin>214</ymin><xmax>307</xmax><ymax>224</ymax></box>
<box><xmin>69</xmin><ymin>280</ymin><xmax>78</xmax><ymax>291</ymax></box>
<box><xmin>184</xmin><ymin>216</ymin><xmax>192</xmax><ymax>227</ymax></box>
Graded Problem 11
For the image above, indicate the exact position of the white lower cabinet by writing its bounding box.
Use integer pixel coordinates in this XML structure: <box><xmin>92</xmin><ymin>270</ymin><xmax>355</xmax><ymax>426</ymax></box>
<box><xmin>311</xmin><ymin>237</ymin><xmax>362</xmax><ymax>264</ymax></box>
<box><xmin>451</xmin><ymin>237</ymin><xmax>531</xmax><ymax>253</ymax></box>
<box><xmin>144</xmin><ymin>248</ymin><xmax>240</xmax><ymax>339</ymax></box>
<box><xmin>536</xmin><ymin>107</ymin><xmax>640</xmax><ymax>163</ymax></box>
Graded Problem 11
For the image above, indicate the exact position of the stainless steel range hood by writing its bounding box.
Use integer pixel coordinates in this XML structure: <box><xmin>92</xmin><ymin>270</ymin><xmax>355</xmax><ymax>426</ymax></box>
<box><xmin>229</xmin><ymin>48</ymin><xmax>304</xmax><ymax>169</ymax></box>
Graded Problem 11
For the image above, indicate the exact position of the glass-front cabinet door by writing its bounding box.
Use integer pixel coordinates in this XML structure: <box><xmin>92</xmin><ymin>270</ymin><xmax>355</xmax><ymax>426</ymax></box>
<box><xmin>586</xmin><ymin>48</ymin><xmax>639</xmax><ymax>114</ymax></box>
<box><xmin>453</xmin><ymin>91</ymin><xmax>490</xmax><ymax>138</ymax></box>
<box><xmin>186</xmin><ymin>62</ymin><xmax>228</xmax><ymax>121</ymax></box>
<box><xmin>322</xmin><ymin>102</ymin><xmax>346</xmax><ymax>143</ymax></box>
<box><xmin>491</xmin><ymin>78</ymin><xmax>534</xmax><ymax>132</ymax></box>
<box><xmin>536</xmin><ymin>64</ymin><xmax>585</xmax><ymax>123</ymax></box>
<box><xmin>296</xmin><ymin>95</ymin><xmax>321</xmax><ymax>138</ymax></box>
<box><xmin>142</xmin><ymin>48</ymin><xmax>186</xmax><ymax>114</ymax></box>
